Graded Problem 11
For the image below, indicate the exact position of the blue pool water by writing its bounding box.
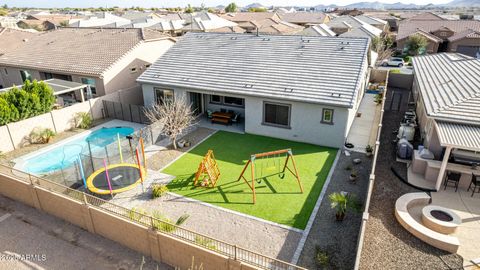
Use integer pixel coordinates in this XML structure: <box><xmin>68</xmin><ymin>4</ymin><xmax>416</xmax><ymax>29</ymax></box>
<box><xmin>21</xmin><ymin>127</ymin><xmax>134</xmax><ymax>174</ymax></box>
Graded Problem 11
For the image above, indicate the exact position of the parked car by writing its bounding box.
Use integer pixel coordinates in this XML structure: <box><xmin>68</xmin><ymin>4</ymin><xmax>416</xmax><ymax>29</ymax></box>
<box><xmin>382</xmin><ymin>57</ymin><xmax>405</xmax><ymax>67</ymax></box>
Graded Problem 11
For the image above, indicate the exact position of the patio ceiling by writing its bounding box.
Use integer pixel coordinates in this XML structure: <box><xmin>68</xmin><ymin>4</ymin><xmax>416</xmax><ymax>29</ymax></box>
<box><xmin>435</xmin><ymin>121</ymin><xmax>480</xmax><ymax>152</ymax></box>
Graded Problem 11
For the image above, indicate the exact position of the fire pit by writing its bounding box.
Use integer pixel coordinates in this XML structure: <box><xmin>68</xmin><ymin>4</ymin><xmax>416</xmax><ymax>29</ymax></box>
<box><xmin>422</xmin><ymin>205</ymin><xmax>461</xmax><ymax>234</ymax></box>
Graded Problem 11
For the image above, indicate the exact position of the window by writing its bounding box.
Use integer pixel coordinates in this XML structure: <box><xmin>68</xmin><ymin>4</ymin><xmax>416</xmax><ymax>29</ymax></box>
<box><xmin>263</xmin><ymin>102</ymin><xmax>290</xmax><ymax>128</ymax></box>
<box><xmin>20</xmin><ymin>70</ymin><xmax>32</xmax><ymax>82</ymax></box>
<box><xmin>224</xmin><ymin>96</ymin><xmax>244</xmax><ymax>107</ymax></box>
<box><xmin>210</xmin><ymin>95</ymin><xmax>222</xmax><ymax>104</ymax></box>
<box><xmin>81</xmin><ymin>78</ymin><xmax>97</xmax><ymax>95</ymax></box>
<box><xmin>154</xmin><ymin>88</ymin><xmax>174</xmax><ymax>105</ymax></box>
<box><xmin>43</xmin><ymin>72</ymin><xmax>53</xmax><ymax>80</ymax></box>
<box><xmin>322</xmin><ymin>108</ymin><xmax>334</xmax><ymax>124</ymax></box>
<box><xmin>440</xmin><ymin>32</ymin><xmax>447</xmax><ymax>37</ymax></box>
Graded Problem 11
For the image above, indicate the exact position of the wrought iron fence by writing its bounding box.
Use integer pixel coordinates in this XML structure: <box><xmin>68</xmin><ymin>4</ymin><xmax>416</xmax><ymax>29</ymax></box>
<box><xmin>0</xmin><ymin>163</ymin><xmax>306</xmax><ymax>270</ymax></box>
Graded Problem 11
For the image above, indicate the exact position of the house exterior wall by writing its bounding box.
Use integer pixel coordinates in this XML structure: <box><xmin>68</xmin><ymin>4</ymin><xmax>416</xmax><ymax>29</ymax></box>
<box><xmin>448</xmin><ymin>38</ymin><xmax>480</xmax><ymax>53</ymax></box>
<box><xmin>102</xmin><ymin>39</ymin><xmax>174</xmax><ymax>96</ymax></box>
<box><xmin>0</xmin><ymin>39</ymin><xmax>174</xmax><ymax>97</ymax></box>
<box><xmin>142</xmin><ymin>84</ymin><xmax>351</xmax><ymax>148</ymax></box>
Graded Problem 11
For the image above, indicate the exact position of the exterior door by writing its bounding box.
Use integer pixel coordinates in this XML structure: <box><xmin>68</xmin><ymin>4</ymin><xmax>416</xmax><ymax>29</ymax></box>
<box><xmin>189</xmin><ymin>92</ymin><xmax>202</xmax><ymax>115</ymax></box>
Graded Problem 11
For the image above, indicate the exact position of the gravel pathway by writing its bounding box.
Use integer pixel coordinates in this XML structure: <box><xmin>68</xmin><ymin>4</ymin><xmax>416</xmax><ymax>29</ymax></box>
<box><xmin>139</xmin><ymin>193</ymin><xmax>302</xmax><ymax>262</ymax></box>
<box><xmin>359</xmin><ymin>87</ymin><xmax>463</xmax><ymax>269</ymax></box>
<box><xmin>297</xmin><ymin>151</ymin><xmax>371</xmax><ymax>270</ymax></box>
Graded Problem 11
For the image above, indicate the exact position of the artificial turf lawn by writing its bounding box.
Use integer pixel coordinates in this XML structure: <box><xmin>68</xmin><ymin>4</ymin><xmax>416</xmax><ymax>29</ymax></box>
<box><xmin>163</xmin><ymin>131</ymin><xmax>338</xmax><ymax>229</ymax></box>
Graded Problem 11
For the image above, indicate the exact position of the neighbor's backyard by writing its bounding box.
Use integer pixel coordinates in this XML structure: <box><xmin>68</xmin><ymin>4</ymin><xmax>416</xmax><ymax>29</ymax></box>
<box><xmin>162</xmin><ymin>131</ymin><xmax>337</xmax><ymax>229</ymax></box>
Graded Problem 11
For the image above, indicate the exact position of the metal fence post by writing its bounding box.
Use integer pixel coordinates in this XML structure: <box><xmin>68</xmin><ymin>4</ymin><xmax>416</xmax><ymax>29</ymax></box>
<box><xmin>82</xmin><ymin>193</ymin><xmax>88</xmax><ymax>205</ymax></box>
<box><xmin>234</xmin><ymin>245</ymin><xmax>237</xmax><ymax>261</ymax></box>
<box><xmin>150</xmin><ymin>216</ymin><xmax>155</xmax><ymax>229</ymax></box>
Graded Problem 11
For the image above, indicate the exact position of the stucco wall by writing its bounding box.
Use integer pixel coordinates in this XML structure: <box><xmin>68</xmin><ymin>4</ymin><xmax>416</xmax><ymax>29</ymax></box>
<box><xmin>143</xmin><ymin>84</ymin><xmax>350</xmax><ymax>148</ymax></box>
<box><xmin>102</xmin><ymin>39</ymin><xmax>174</xmax><ymax>96</ymax></box>
<box><xmin>0</xmin><ymin>172</ymin><xmax>266</xmax><ymax>270</ymax></box>
<box><xmin>448</xmin><ymin>38</ymin><xmax>480</xmax><ymax>53</ymax></box>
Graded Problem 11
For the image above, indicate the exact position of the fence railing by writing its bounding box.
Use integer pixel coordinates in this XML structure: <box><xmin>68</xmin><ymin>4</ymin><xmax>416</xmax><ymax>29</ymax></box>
<box><xmin>103</xmin><ymin>100</ymin><xmax>149</xmax><ymax>124</ymax></box>
<box><xmin>0</xmin><ymin>163</ymin><xmax>305</xmax><ymax>270</ymax></box>
<box><xmin>353</xmin><ymin>70</ymin><xmax>390</xmax><ymax>270</ymax></box>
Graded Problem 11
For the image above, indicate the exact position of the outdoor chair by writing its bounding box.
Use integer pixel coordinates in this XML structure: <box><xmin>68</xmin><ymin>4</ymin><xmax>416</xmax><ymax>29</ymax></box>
<box><xmin>206</xmin><ymin>110</ymin><xmax>213</xmax><ymax>119</ymax></box>
<box><xmin>220</xmin><ymin>108</ymin><xmax>227</xmax><ymax>113</ymax></box>
<box><xmin>444</xmin><ymin>171</ymin><xmax>461</xmax><ymax>192</ymax></box>
<box><xmin>231</xmin><ymin>113</ymin><xmax>240</xmax><ymax>125</ymax></box>
<box><xmin>467</xmin><ymin>174</ymin><xmax>480</xmax><ymax>197</ymax></box>
<box><xmin>227</xmin><ymin>110</ymin><xmax>235</xmax><ymax>115</ymax></box>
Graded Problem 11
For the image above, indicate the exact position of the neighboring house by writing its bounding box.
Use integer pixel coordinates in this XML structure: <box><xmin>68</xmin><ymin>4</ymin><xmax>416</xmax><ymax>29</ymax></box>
<box><xmin>208</xmin><ymin>25</ymin><xmax>246</xmax><ymax>33</ymax></box>
<box><xmin>253</xmin><ymin>18</ymin><xmax>304</xmax><ymax>35</ymax></box>
<box><xmin>0</xmin><ymin>16</ymin><xmax>20</xmax><ymax>28</ymax></box>
<box><xmin>69</xmin><ymin>12</ymin><xmax>131</xmax><ymax>28</ymax></box>
<box><xmin>405</xmin><ymin>12</ymin><xmax>446</xmax><ymax>21</ymax></box>
<box><xmin>277</xmin><ymin>12</ymin><xmax>330</xmax><ymax>26</ymax></box>
<box><xmin>221</xmin><ymin>12</ymin><xmax>281</xmax><ymax>32</ymax></box>
<box><xmin>0</xmin><ymin>28</ymin><xmax>175</xmax><ymax>100</ymax></box>
<box><xmin>297</xmin><ymin>24</ymin><xmax>336</xmax><ymax>36</ymax></box>
<box><xmin>181</xmin><ymin>13</ymin><xmax>238</xmax><ymax>34</ymax></box>
<box><xmin>137</xmin><ymin>33</ymin><xmax>371</xmax><ymax>148</ymax></box>
<box><xmin>364</xmin><ymin>12</ymin><xmax>400</xmax><ymax>31</ymax></box>
<box><xmin>18</xmin><ymin>15</ymin><xmax>77</xmax><ymax>30</ymax></box>
<box><xmin>396</xmin><ymin>20</ymin><xmax>480</xmax><ymax>56</ymax></box>
<box><xmin>411</xmin><ymin>53</ymin><xmax>480</xmax><ymax>190</ymax></box>
<box><xmin>0</xmin><ymin>27</ymin><xmax>39</xmax><ymax>88</ymax></box>
<box><xmin>327</xmin><ymin>15</ymin><xmax>386</xmax><ymax>38</ymax></box>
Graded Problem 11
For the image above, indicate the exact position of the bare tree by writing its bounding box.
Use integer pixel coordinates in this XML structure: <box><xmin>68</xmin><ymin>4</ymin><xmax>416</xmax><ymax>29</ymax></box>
<box><xmin>372</xmin><ymin>36</ymin><xmax>394</xmax><ymax>64</ymax></box>
<box><xmin>144</xmin><ymin>96</ymin><xmax>197</xmax><ymax>149</ymax></box>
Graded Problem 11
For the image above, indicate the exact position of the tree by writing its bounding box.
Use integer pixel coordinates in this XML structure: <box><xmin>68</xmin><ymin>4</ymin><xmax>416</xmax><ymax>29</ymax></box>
<box><xmin>185</xmin><ymin>4</ymin><xmax>194</xmax><ymax>13</ymax></box>
<box><xmin>406</xmin><ymin>34</ymin><xmax>428</xmax><ymax>56</ymax></box>
<box><xmin>0</xmin><ymin>8</ymin><xmax>7</xmax><ymax>16</ymax></box>
<box><xmin>225</xmin><ymin>2</ymin><xmax>237</xmax><ymax>13</ymax></box>
<box><xmin>372</xmin><ymin>36</ymin><xmax>393</xmax><ymax>63</ymax></box>
<box><xmin>248</xmin><ymin>7</ymin><xmax>267</xmax><ymax>12</ymax></box>
<box><xmin>144</xmin><ymin>96</ymin><xmax>196</xmax><ymax>150</ymax></box>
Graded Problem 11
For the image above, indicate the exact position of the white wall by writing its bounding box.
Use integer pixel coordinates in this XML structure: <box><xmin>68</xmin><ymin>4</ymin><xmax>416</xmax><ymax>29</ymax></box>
<box><xmin>142</xmin><ymin>84</ymin><xmax>349</xmax><ymax>148</ymax></box>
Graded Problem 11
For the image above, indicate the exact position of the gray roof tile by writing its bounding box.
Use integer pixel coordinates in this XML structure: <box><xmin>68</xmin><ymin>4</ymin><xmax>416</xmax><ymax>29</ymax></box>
<box><xmin>137</xmin><ymin>32</ymin><xmax>370</xmax><ymax>108</ymax></box>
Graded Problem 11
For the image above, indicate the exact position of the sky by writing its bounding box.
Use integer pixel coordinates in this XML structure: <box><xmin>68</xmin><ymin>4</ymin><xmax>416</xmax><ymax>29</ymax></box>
<box><xmin>1</xmin><ymin>0</ymin><xmax>452</xmax><ymax>8</ymax></box>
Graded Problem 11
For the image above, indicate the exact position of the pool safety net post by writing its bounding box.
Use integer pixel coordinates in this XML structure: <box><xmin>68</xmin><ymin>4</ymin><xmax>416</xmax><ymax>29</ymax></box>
<box><xmin>44</xmin><ymin>125</ymin><xmax>156</xmax><ymax>194</ymax></box>
<box><xmin>237</xmin><ymin>149</ymin><xmax>303</xmax><ymax>204</ymax></box>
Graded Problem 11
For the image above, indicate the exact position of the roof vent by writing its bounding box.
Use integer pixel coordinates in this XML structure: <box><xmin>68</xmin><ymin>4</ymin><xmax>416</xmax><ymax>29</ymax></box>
<box><xmin>262</xmin><ymin>38</ymin><xmax>270</xmax><ymax>41</ymax></box>
<box><xmin>230</xmin><ymin>36</ymin><xmax>237</xmax><ymax>40</ymax></box>
<box><xmin>244</xmin><ymin>84</ymin><xmax>253</xmax><ymax>88</ymax></box>
<box><xmin>182</xmin><ymin>77</ymin><xmax>190</xmax><ymax>81</ymax></box>
<box><xmin>284</xmin><ymin>88</ymin><xmax>294</xmax><ymax>92</ymax></box>
<box><xmin>331</xmin><ymin>93</ymin><xmax>342</xmax><ymax>97</ymax></box>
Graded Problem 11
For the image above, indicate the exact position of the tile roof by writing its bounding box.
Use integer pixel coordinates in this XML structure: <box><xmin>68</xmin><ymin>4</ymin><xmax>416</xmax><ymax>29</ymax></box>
<box><xmin>137</xmin><ymin>32</ymin><xmax>370</xmax><ymax>108</ymax></box>
<box><xmin>278</xmin><ymin>12</ymin><xmax>328</xmax><ymax>25</ymax></box>
<box><xmin>397</xmin><ymin>20</ymin><xmax>480</xmax><ymax>40</ymax></box>
<box><xmin>0</xmin><ymin>28</ymin><xmax>170</xmax><ymax>76</ymax></box>
<box><xmin>407</xmin><ymin>12</ymin><xmax>446</xmax><ymax>21</ymax></box>
<box><xmin>339</xmin><ymin>23</ymin><xmax>382</xmax><ymax>39</ymax></box>
<box><xmin>207</xmin><ymin>25</ymin><xmax>245</xmax><ymax>33</ymax></box>
<box><xmin>221</xmin><ymin>12</ymin><xmax>279</xmax><ymax>22</ymax></box>
<box><xmin>0</xmin><ymin>27</ymin><xmax>38</xmax><ymax>55</ymax></box>
<box><xmin>297</xmin><ymin>24</ymin><xmax>336</xmax><ymax>36</ymax></box>
<box><xmin>413</xmin><ymin>53</ymin><xmax>480</xmax><ymax>124</ymax></box>
<box><xmin>448</xmin><ymin>28</ymin><xmax>480</xmax><ymax>42</ymax></box>
<box><xmin>253</xmin><ymin>18</ymin><xmax>304</xmax><ymax>35</ymax></box>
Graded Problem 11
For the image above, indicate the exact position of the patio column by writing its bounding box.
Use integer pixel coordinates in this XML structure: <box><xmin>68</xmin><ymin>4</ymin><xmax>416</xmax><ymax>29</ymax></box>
<box><xmin>435</xmin><ymin>146</ymin><xmax>452</xmax><ymax>191</ymax></box>
<box><xmin>80</xmin><ymin>87</ymin><xmax>86</xmax><ymax>102</ymax></box>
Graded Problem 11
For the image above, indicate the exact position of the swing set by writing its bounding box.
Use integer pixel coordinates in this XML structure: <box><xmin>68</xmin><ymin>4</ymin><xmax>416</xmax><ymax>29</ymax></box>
<box><xmin>237</xmin><ymin>149</ymin><xmax>303</xmax><ymax>204</ymax></box>
<box><xmin>194</xmin><ymin>150</ymin><xmax>220</xmax><ymax>188</ymax></box>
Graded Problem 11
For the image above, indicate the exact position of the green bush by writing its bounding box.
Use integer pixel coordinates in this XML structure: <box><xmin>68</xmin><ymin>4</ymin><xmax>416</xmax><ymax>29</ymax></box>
<box><xmin>0</xmin><ymin>80</ymin><xmax>55</xmax><ymax>125</ymax></box>
<box><xmin>152</xmin><ymin>212</ymin><xmax>189</xmax><ymax>232</ymax></box>
<box><xmin>152</xmin><ymin>184</ymin><xmax>169</xmax><ymax>198</ymax></box>
<box><xmin>75</xmin><ymin>112</ymin><xmax>93</xmax><ymax>129</ymax></box>
<box><xmin>194</xmin><ymin>236</ymin><xmax>218</xmax><ymax>250</ymax></box>
<box><xmin>315</xmin><ymin>246</ymin><xmax>329</xmax><ymax>268</ymax></box>
<box><xmin>128</xmin><ymin>207</ymin><xmax>147</xmax><ymax>222</ymax></box>
<box><xmin>389</xmin><ymin>69</ymin><xmax>401</xmax><ymax>74</ymax></box>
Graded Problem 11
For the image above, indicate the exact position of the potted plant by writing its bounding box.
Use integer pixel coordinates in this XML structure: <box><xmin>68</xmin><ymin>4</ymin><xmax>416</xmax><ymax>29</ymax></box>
<box><xmin>329</xmin><ymin>192</ymin><xmax>361</xmax><ymax>221</ymax></box>
<box><xmin>349</xmin><ymin>170</ymin><xmax>358</xmax><ymax>182</ymax></box>
<box><xmin>365</xmin><ymin>145</ymin><xmax>373</xmax><ymax>157</ymax></box>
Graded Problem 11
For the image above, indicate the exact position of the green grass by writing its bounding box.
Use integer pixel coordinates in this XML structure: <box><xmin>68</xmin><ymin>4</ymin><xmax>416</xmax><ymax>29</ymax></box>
<box><xmin>163</xmin><ymin>131</ymin><xmax>337</xmax><ymax>229</ymax></box>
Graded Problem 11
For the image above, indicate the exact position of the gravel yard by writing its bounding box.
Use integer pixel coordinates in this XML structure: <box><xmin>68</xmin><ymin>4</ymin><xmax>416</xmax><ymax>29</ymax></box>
<box><xmin>297</xmin><ymin>151</ymin><xmax>371</xmax><ymax>270</ymax></box>
<box><xmin>139</xmin><ymin>193</ymin><xmax>302</xmax><ymax>262</ymax></box>
<box><xmin>359</xmin><ymin>87</ymin><xmax>463</xmax><ymax>269</ymax></box>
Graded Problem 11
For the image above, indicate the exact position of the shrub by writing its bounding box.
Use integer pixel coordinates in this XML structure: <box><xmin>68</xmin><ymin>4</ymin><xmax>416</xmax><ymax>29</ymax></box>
<box><xmin>29</xmin><ymin>127</ymin><xmax>56</xmax><ymax>144</ymax></box>
<box><xmin>0</xmin><ymin>80</ymin><xmax>55</xmax><ymax>125</ymax></box>
<box><xmin>75</xmin><ymin>112</ymin><xmax>93</xmax><ymax>129</ymax></box>
<box><xmin>389</xmin><ymin>69</ymin><xmax>401</xmax><ymax>74</ymax></box>
<box><xmin>152</xmin><ymin>212</ymin><xmax>189</xmax><ymax>232</ymax></box>
<box><xmin>127</xmin><ymin>207</ymin><xmax>147</xmax><ymax>222</ymax></box>
<box><xmin>194</xmin><ymin>236</ymin><xmax>218</xmax><ymax>251</ymax></box>
<box><xmin>315</xmin><ymin>246</ymin><xmax>329</xmax><ymax>268</ymax></box>
<box><xmin>374</xmin><ymin>92</ymin><xmax>384</xmax><ymax>104</ymax></box>
<box><xmin>152</xmin><ymin>184</ymin><xmax>169</xmax><ymax>198</ymax></box>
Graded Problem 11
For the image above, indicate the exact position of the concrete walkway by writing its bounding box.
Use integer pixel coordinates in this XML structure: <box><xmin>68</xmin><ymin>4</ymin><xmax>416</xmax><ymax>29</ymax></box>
<box><xmin>346</xmin><ymin>93</ymin><xmax>382</xmax><ymax>153</ymax></box>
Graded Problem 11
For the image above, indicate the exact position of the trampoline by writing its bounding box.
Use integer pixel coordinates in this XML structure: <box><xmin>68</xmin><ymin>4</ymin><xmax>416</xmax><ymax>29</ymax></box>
<box><xmin>86</xmin><ymin>164</ymin><xmax>145</xmax><ymax>195</ymax></box>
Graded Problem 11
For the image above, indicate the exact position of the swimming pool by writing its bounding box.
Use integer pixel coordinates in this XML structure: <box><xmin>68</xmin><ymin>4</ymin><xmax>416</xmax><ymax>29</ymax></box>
<box><xmin>18</xmin><ymin>127</ymin><xmax>134</xmax><ymax>174</ymax></box>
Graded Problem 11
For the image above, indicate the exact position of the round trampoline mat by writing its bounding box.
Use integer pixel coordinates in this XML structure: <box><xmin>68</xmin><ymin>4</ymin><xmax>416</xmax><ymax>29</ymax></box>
<box><xmin>86</xmin><ymin>163</ymin><xmax>144</xmax><ymax>195</ymax></box>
